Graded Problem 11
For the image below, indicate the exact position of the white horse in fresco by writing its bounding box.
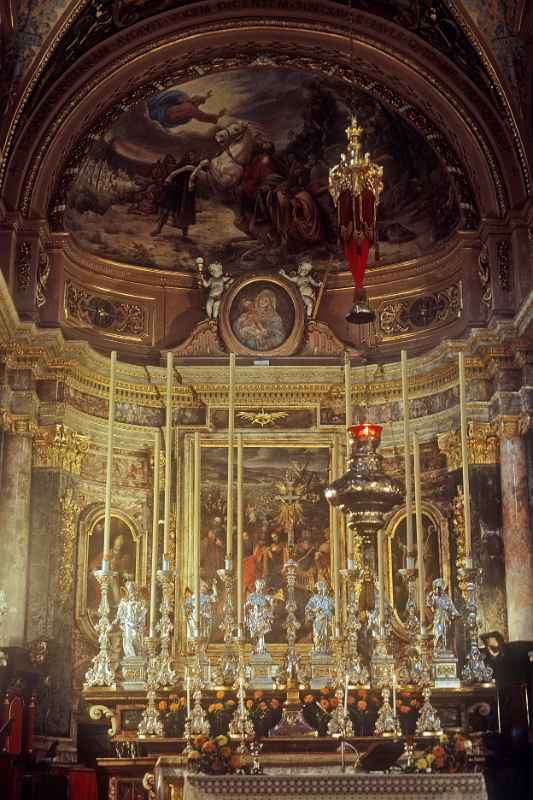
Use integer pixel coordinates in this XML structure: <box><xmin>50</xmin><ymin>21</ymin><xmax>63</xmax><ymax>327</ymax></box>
<box><xmin>191</xmin><ymin>121</ymin><xmax>255</xmax><ymax>193</ymax></box>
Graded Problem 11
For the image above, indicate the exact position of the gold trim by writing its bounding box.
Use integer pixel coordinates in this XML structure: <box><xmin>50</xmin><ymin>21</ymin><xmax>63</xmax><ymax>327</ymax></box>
<box><xmin>497</xmin><ymin>414</ymin><xmax>530</xmax><ymax>439</ymax></box>
<box><xmin>32</xmin><ymin>423</ymin><xmax>89</xmax><ymax>473</ymax></box>
<box><xmin>437</xmin><ymin>421</ymin><xmax>499</xmax><ymax>472</ymax></box>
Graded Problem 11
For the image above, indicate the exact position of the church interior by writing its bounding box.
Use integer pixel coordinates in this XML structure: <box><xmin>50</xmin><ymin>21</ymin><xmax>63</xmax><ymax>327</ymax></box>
<box><xmin>0</xmin><ymin>1</ymin><xmax>532</xmax><ymax>799</ymax></box>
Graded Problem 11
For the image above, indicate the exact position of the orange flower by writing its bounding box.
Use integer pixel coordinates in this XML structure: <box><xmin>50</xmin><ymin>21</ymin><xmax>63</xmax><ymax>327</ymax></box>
<box><xmin>399</xmin><ymin>705</ymin><xmax>411</xmax><ymax>714</ymax></box>
<box><xmin>320</xmin><ymin>687</ymin><xmax>330</xmax><ymax>696</ymax></box>
<box><xmin>169</xmin><ymin>702</ymin><xmax>179</xmax><ymax>712</ymax></box>
<box><xmin>220</xmin><ymin>746</ymin><xmax>232</xmax><ymax>758</ymax></box>
<box><xmin>303</xmin><ymin>694</ymin><xmax>314</xmax><ymax>704</ymax></box>
<box><xmin>347</xmin><ymin>695</ymin><xmax>355</xmax><ymax>705</ymax></box>
<box><xmin>158</xmin><ymin>700</ymin><xmax>167</xmax><ymax>711</ymax></box>
<box><xmin>320</xmin><ymin>698</ymin><xmax>330</xmax><ymax>710</ymax></box>
<box><xmin>432</xmin><ymin>745</ymin><xmax>445</xmax><ymax>758</ymax></box>
<box><xmin>245</xmin><ymin>699</ymin><xmax>254</xmax><ymax>710</ymax></box>
<box><xmin>169</xmin><ymin>692</ymin><xmax>178</xmax><ymax>700</ymax></box>
<box><xmin>229</xmin><ymin>754</ymin><xmax>241</xmax><ymax>770</ymax></box>
<box><xmin>270</xmin><ymin>698</ymin><xmax>280</xmax><ymax>709</ymax></box>
<box><xmin>434</xmin><ymin>758</ymin><xmax>445</xmax><ymax>770</ymax></box>
<box><xmin>330</xmin><ymin>697</ymin><xmax>339</xmax><ymax>708</ymax></box>
<box><xmin>216</xmin><ymin>690</ymin><xmax>226</xmax><ymax>700</ymax></box>
<box><xmin>254</xmin><ymin>690</ymin><xmax>264</xmax><ymax>699</ymax></box>
<box><xmin>193</xmin><ymin>735</ymin><xmax>206</xmax><ymax>748</ymax></box>
<box><xmin>410</xmin><ymin>699</ymin><xmax>419</xmax><ymax>708</ymax></box>
<box><xmin>357</xmin><ymin>689</ymin><xmax>367</xmax><ymax>699</ymax></box>
<box><xmin>202</xmin><ymin>740</ymin><xmax>216</xmax><ymax>753</ymax></box>
<box><xmin>400</xmin><ymin>691</ymin><xmax>412</xmax><ymax>700</ymax></box>
<box><xmin>356</xmin><ymin>700</ymin><xmax>367</xmax><ymax>712</ymax></box>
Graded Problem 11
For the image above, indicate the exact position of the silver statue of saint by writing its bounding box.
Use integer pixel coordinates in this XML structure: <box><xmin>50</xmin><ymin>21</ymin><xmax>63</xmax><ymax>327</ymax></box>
<box><xmin>184</xmin><ymin>579</ymin><xmax>218</xmax><ymax>642</ymax></box>
<box><xmin>113</xmin><ymin>580</ymin><xmax>147</xmax><ymax>658</ymax></box>
<box><xmin>305</xmin><ymin>579</ymin><xmax>334</xmax><ymax>654</ymax></box>
<box><xmin>426</xmin><ymin>578</ymin><xmax>459</xmax><ymax>653</ymax></box>
<box><xmin>367</xmin><ymin>575</ymin><xmax>392</xmax><ymax>643</ymax></box>
<box><xmin>245</xmin><ymin>579</ymin><xmax>274</xmax><ymax>655</ymax></box>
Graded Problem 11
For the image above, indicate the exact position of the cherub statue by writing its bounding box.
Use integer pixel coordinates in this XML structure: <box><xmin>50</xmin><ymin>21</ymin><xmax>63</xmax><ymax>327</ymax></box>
<box><xmin>245</xmin><ymin>579</ymin><xmax>274</xmax><ymax>655</ymax></box>
<box><xmin>184</xmin><ymin>578</ymin><xmax>218</xmax><ymax>642</ymax></box>
<box><xmin>113</xmin><ymin>580</ymin><xmax>147</xmax><ymax>658</ymax></box>
<box><xmin>196</xmin><ymin>257</ymin><xmax>233</xmax><ymax>320</ymax></box>
<box><xmin>426</xmin><ymin>578</ymin><xmax>460</xmax><ymax>653</ymax></box>
<box><xmin>305</xmin><ymin>579</ymin><xmax>334</xmax><ymax>654</ymax></box>
<box><xmin>279</xmin><ymin>259</ymin><xmax>322</xmax><ymax>318</ymax></box>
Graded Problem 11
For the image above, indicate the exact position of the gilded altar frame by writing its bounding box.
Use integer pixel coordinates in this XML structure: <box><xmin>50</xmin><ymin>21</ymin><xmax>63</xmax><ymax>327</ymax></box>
<box><xmin>384</xmin><ymin>502</ymin><xmax>450</xmax><ymax>638</ymax></box>
<box><xmin>76</xmin><ymin>504</ymin><xmax>148</xmax><ymax>644</ymax></box>
<box><xmin>173</xmin><ymin>430</ymin><xmax>343</xmax><ymax>658</ymax></box>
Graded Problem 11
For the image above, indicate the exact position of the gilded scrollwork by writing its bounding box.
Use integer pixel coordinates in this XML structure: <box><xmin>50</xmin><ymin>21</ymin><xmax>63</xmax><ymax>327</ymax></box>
<box><xmin>64</xmin><ymin>281</ymin><xmax>147</xmax><ymax>337</ymax></box>
<box><xmin>33</xmin><ymin>423</ymin><xmax>90</xmax><ymax>474</ymax></box>
<box><xmin>437</xmin><ymin>421</ymin><xmax>498</xmax><ymax>472</ymax></box>
<box><xmin>58</xmin><ymin>487</ymin><xmax>81</xmax><ymax>608</ymax></box>
<box><xmin>378</xmin><ymin>284</ymin><xmax>461</xmax><ymax>338</ymax></box>
<box><xmin>478</xmin><ymin>244</ymin><xmax>492</xmax><ymax>307</ymax></box>
<box><xmin>88</xmin><ymin>704</ymin><xmax>118</xmax><ymax>737</ymax></box>
<box><xmin>16</xmin><ymin>241</ymin><xmax>32</xmax><ymax>293</ymax></box>
<box><xmin>451</xmin><ymin>486</ymin><xmax>467</xmax><ymax>600</ymax></box>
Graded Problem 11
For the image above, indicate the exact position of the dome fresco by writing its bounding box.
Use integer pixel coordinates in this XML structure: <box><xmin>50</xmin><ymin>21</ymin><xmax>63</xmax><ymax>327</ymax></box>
<box><xmin>65</xmin><ymin>67</ymin><xmax>460</xmax><ymax>274</ymax></box>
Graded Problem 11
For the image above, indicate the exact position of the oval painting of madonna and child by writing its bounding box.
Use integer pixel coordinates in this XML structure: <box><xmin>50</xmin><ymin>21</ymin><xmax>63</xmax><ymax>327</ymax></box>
<box><xmin>229</xmin><ymin>281</ymin><xmax>295</xmax><ymax>352</ymax></box>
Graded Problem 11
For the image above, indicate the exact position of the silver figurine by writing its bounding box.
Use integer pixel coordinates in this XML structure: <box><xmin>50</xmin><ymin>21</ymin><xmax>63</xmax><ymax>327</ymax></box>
<box><xmin>305</xmin><ymin>579</ymin><xmax>334</xmax><ymax>655</ymax></box>
<box><xmin>244</xmin><ymin>579</ymin><xmax>274</xmax><ymax>656</ymax></box>
<box><xmin>426</xmin><ymin>578</ymin><xmax>459</xmax><ymax>654</ymax></box>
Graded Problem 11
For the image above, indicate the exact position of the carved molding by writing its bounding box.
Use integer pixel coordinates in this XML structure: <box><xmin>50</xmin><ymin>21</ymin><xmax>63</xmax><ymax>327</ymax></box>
<box><xmin>437</xmin><ymin>421</ymin><xmax>499</xmax><ymax>471</ymax></box>
<box><xmin>171</xmin><ymin>320</ymin><xmax>225</xmax><ymax>357</ymax></box>
<box><xmin>451</xmin><ymin>485</ymin><xmax>467</xmax><ymax>599</ymax></box>
<box><xmin>33</xmin><ymin>423</ymin><xmax>90</xmax><ymax>473</ymax></box>
<box><xmin>15</xmin><ymin>241</ymin><xmax>32</xmax><ymax>293</ymax></box>
<box><xmin>3</xmin><ymin>414</ymin><xmax>38</xmax><ymax>435</ymax></box>
<box><xmin>88</xmin><ymin>704</ymin><xmax>118</xmax><ymax>737</ymax></box>
<box><xmin>58</xmin><ymin>487</ymin><xmax>81</xmax><ymax>608</ymax></box>
<box><xmin>496</xmin><ymin>240</ymin><xmax>512</xmax><ymax>292</ymax></box>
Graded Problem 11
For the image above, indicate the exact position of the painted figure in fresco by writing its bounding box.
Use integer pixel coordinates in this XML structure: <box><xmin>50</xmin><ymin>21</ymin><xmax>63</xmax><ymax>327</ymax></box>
<box><xmin>305</xmin><ymin>579</ymin><xmax>334</xmax><ymax>654</ymax></box>
<box><xmin>90</xmin><ymin>527</ymin><xmax>133</xmax><ymax>608</ymax></box>
<box><xmin>279</xmin><ymin>259</ymin><xmax>322</xmax><ymax>317</ymax></box>
<box><xmin>151</xmin><ymin>151</ymin><xmax>206</xmax><ymax>238</ymax></box>
<box><xmin>113</xmin><ymin>580</ymin><xmax>147</xmax><ymax>658</ymax></box>
<box><xmin>147</xmin><ymin>88</ymin><xmax>226</xmax><ymax>128</ymax></box>
<box><xmin>197</xmin><ymin>258</ymin><xmax>234</xmax><ymax>320</ymax></box>
<box><xmin>366</xmin><ymin>575</ymin><xmax>392</xmax><ymax>645</ymax></box>
<box><xmin>200</xmin><ymin>522</ymin><xmax>225</xmax><ymax>579</ymax></box>
<box><xmin>245</xmin><ymin>579</ymin><xmax>274</xmax><ymax>655</ymax></box>
<box><xmin>184</xmin><ymin>579</ymin><xmax>218</xmax><ymax>642</ymax></box>
<box><xmin>264</xmin><ymin>532</ymin><xmax>288</xmax><ymax>591</ymax></box>
<box><xmin>233</xmin><ymin>288</ymin><xmax>286</xmax><ymax>350</ymax></box>
<box><xmin>426</xmin><ymin>578</ymin><xmax>459</xmax><ymax>653</ymax></box>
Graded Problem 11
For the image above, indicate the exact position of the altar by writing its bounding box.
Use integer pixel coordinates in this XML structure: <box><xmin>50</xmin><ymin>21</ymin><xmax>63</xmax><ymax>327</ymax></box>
<box><xmin>156</xmin><ymin>768</ymin><xmax>487</xmax><ymax>800</ymax></box>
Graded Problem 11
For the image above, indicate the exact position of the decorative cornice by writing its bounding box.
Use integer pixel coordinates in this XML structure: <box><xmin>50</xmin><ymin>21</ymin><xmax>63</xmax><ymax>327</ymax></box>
<box><xmin>32</xmin><ymin>423</ymin><xmax>90</xmax><ymax>473</ymax></box>
<box><xmin>437</xmin><ymin>421</ymin><xmax>499</xmax><ymax>471</ymax></box>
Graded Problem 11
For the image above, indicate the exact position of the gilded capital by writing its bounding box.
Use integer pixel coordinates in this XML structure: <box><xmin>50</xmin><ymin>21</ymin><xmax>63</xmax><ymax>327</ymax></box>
<box><xmin>437</xmin><ymin>421</ymin><xmax>498</xmax><ymax>472</ymax></box>
<box><xmin>5</xmin><ymin>414</ymin><xmax>38</xmax><ymax>436</ymax></box>
<box><xmin>58</xmin><ymin>487</ymin><xmax>81</xmax><ymax>606</ymax></box>
<box><xmin>497</xmin><ymin>415</ymin><xmax>530</xmax><ymax>440</ymax></box>
<box><xmin>33</xmin><ymin>423</ymin><xmax>89</xmax><ymax>473</ymax></box>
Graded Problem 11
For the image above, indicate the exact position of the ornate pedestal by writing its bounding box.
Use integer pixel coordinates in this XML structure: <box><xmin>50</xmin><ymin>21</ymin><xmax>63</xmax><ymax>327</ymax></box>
<box><xmin>432</xmin><ymin>652</ymin><xmax>460</xmax><ymax>688</ymax></box>
<box><xmin>309</xmin><ymin>653</ymin><xmax>332</xmax><ymax>689</ymax></box>
<box><xmin>249</xmin><ymin>652</ymin><xmax>275</xmax><ymax>690</ymax></box>
<box><xmin>120</xmin><ymin>656</ymin><xmax>147</xmax><ymax>690</ymax></box>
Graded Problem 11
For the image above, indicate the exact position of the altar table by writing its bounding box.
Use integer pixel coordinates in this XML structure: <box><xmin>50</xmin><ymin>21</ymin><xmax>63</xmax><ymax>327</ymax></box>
<box><xmin>181</xmin><ymin>772</ymin><xmax>487</xmax><ymax>800</ymax></box>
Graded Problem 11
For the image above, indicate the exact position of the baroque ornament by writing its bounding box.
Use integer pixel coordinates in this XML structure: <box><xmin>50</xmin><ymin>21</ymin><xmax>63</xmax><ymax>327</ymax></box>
<box><xmin>58</xmin><ymin>487</ymin><xmax>81</xmax><ymax>608</ymax></box>
<box><xmin>437</xmin><ymin>421</ymin><xmax>498</xmax><ymax>472</ymax></box>
<box><xmin>379</xmin><ymin>285</ymin><xmax>461</xmax><ymax>337</ymax></box>
<box><xmin>33</xmin><ymin>423</ymin><xmax>90</xmax><ymax>474</ymax></box>
<box><xmin>237</xmin><ymin>409</ymin><xmax>289</xmax><ymax>428</ymax></box>
<box><xmin>496</xmin><ymin>240</ymin><xmax>512</xmax><ymax>292</ymax></box>
<box><xmin>478</xmin><ymin>244</ymin><xmax>492</xmax><ymax>307</ymax></box>
<box><xmin>65</xmin><ymin>281</ymin><xmax>146</xmax><ymax>336</ymax></box>
<box><xmin>16</xmin><ymin>240</ymin><xmax>32</xmax><ymax>292</ymax></box>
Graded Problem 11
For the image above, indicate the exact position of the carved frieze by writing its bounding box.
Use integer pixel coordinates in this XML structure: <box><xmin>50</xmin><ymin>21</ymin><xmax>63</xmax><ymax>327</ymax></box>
<box><xmin>437</xmin><ymin>421</ymin><xmax>499</xmax><ymax>472</ymax></box>
<box><xmin>378</xmin><ymin>284</ymin><xmax>461</xmax><ymax>338</ymax></box>
<box><xmin>16</xmin><ymin>241</ymin><xmax>32</xmax><ymax>293</ymax></box>
<box><xmin>36</xmin><ymin>248</ymin><xmax>51</xmax><ymax>308</ymax></box>
<box><xmin>496</xmin><ymin>240</ymin><xmax>512</xmax><ymax>292</ymax></box>
<box><xmin>64</xmin><ymin>281</ymin><xmax>147</xmax><ymax>337</ymax></box>
<box><xmin>33</xmin><ymin>423</ymin><xmax>90</xmax><ymax>473</ymax></box>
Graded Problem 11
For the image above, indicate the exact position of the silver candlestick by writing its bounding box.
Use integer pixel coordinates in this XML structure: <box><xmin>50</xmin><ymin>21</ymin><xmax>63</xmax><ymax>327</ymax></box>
<box><xmin>374</xmin><ymin>687</ymin><xmax>401</xmax><ymax>736</ymax></box>
<box><xmin>459</xmin><ymin>564</ymin><xmax>494</xmax><ymax>684</ymax></box>
<box><xmin>340</xmin><ymin>566</ymin><xmax>369</xmax><ymax>686</ymax></box>
<box><xmin>138</xmin><ymin>636</ymin><xmax>164</xmax><ymax>737</ymax></box>
<box><xmin>155</xmin><ymin>565</ymin><xmax>177</xmax><ymax>686</ymax></box>
<box><xmin>327</xmin><ymin>681</ymin><xmax>354</xmax><ymax>738</ymax></box>
<box><xmin>0</xmin><ymin>590</ymin><xmax>8</xmax><ymax>668</ymax></box>
<box><xmin>186</xmin><ymin>639</ymin><xmax>210</xmax><ymax>737</ymax></box>
<box><xmin>229</xmin><ymin>648</ymin><xmax>255</xmax><ymax>741</ymax></box>
<box><xmin>217</xmin><ymin>565</ymin><xmax>238</xmax><ymax>685</ymax></box>
<box><xmin>276</xmin><ymin>556</ymin><xmax>309</xmax><ymax>687</ymax></box>
<box><xmin>84</xmin><ymin>569</ymin><xmax>117</xmax><ymax>688</ymax></box>
<box><xmin>415</xmin><ymin>686</ymin><xmax>442</xmax><ymax>735</ymax></box>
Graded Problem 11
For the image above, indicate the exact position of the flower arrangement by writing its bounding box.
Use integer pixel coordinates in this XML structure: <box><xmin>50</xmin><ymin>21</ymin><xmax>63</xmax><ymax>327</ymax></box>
<box><xmin>412</xmin><ymin>734</ymin><xmax>472</xmax><ymax>773</ymax></box>
<box><xmin>186</xmin><ymin>734</ymin><xmax>241</xmax><ymax>775</ymax></box>
<box><xmin>157</xmin><ymin>694</ymin><xmax>187</xmax><ymax>737</ymax></box>
<box><xmin>244</xmin><ymin>691</ymin><xmax>282</xmax><ymax>737</ymax></box>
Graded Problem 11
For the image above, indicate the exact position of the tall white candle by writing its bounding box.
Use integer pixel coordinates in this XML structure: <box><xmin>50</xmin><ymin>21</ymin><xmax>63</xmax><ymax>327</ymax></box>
<box><xmin>186</xmin><ymin>670</ymin><xmax>191</xmax><ymax>717</ymax></box>
<box><xmin>149</xmin><ymin>430</ymin><xmax>161</xmax><ymax>636</ymax></box>
<box><xmin>413</xmin><ymin>432</ymin><xmax>426</xmax><ymax>629</ymax></box>
<box><xmin>344</xmin><ymin>673</ymin><xmax>349</xmax><ymax>715</ymax></box>
<box><xmin>401</xmin><ymin>351</ymin><xmax>414</xmax><ymax>559</ymax></box>
<box><xmin>193</xmin><ymin>432</ymin><xmax>201</xmax><ymax>635</ymax></box>
<box><xmin>236</xmin><ymin>433</ymin><xmax>243</xmax><ymax>632</ymax></box>
<box><xmin>458</xmin><ymin>352</ymin><xmax>472</xmax><ymax>558</ymax></box>
<box><xmin>377</xmin><ymin>528</ymin><xmax>385</xmax><ymax>629</ymax></box>
<box><xmin>344</xmin><ymin>352</ymin><xmax>352</xmax><ymax>457</ymax></box>
<box><xmin>102</xmin><ymin>350</ymin><xmax>117</xmax><ymax>571</ymax></box>
<box><xmin>163</xmin><ymin>352</ymin><xmax>173</xmax><ymax>561</ymax></box>
<box><xmin>392</xmin><ymin>672</ymin><xmax>397</xmax><ymax>718</ymax></box>
<box><xmin>227</xmin><ymin>353</ymin><xmax>236</xmax><ymax>560</ymax></box>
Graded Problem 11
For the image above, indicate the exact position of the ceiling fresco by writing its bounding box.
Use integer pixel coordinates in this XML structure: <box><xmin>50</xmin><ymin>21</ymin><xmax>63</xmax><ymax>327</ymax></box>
<box><xmin>64</xmin><ymin>67</ymin><xmax>460</xmax><ymax>273</ymax></box>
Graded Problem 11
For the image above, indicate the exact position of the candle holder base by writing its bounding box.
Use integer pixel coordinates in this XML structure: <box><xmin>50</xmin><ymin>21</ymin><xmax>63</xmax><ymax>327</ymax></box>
<box><xmin>371</xmin><ymin>646</ymin><xmax>394</xmax><ymax>688</ymax></box>
<box><xmin>432</xmin><ymin>651</ymin><xmax>460</xmax><ymax>688</ymax></box>
<box><xmin>374</xmin><ymin>687</ymin><xmax>401</xmax><ymax>737</ymax></box>
<box><xmin>309</xmin><ymin>653</ymin><xmax>332</xmax><ymax>689</ymax></box>
<box><xmin>327</xmin><ymin>687</ymin><xmax>354</xmax><ymax>737</ymax></box>
<box><xmin>269</xmin><ymin>680</ymin><xmax>317</xmax><ymax>738</ymax></box>
<box><xmin>415</xmin><ymin>686</ymin><xmax>442</xmax><ymax>735</ymax></box>
<box><xmin>249</xmin><ymin>652</ymin><xmax>275</xmax><ymax>690</ymax></box>
<box><xmin>120</xmin><ymin>656</ymin><xmax>147</xmax><ymax>690</ymax></box>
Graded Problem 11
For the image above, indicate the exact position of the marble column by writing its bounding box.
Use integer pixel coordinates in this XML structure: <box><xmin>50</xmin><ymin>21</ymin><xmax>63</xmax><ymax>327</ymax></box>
<box><xmin>0</xmin><ymin>426</ymin><xmax>33</xmax><ymax>645</ymax></box>
<box><xmin>498</xmin><ymin>417</ymin><xmax>533</xmax><ymax>641</ymax></box>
